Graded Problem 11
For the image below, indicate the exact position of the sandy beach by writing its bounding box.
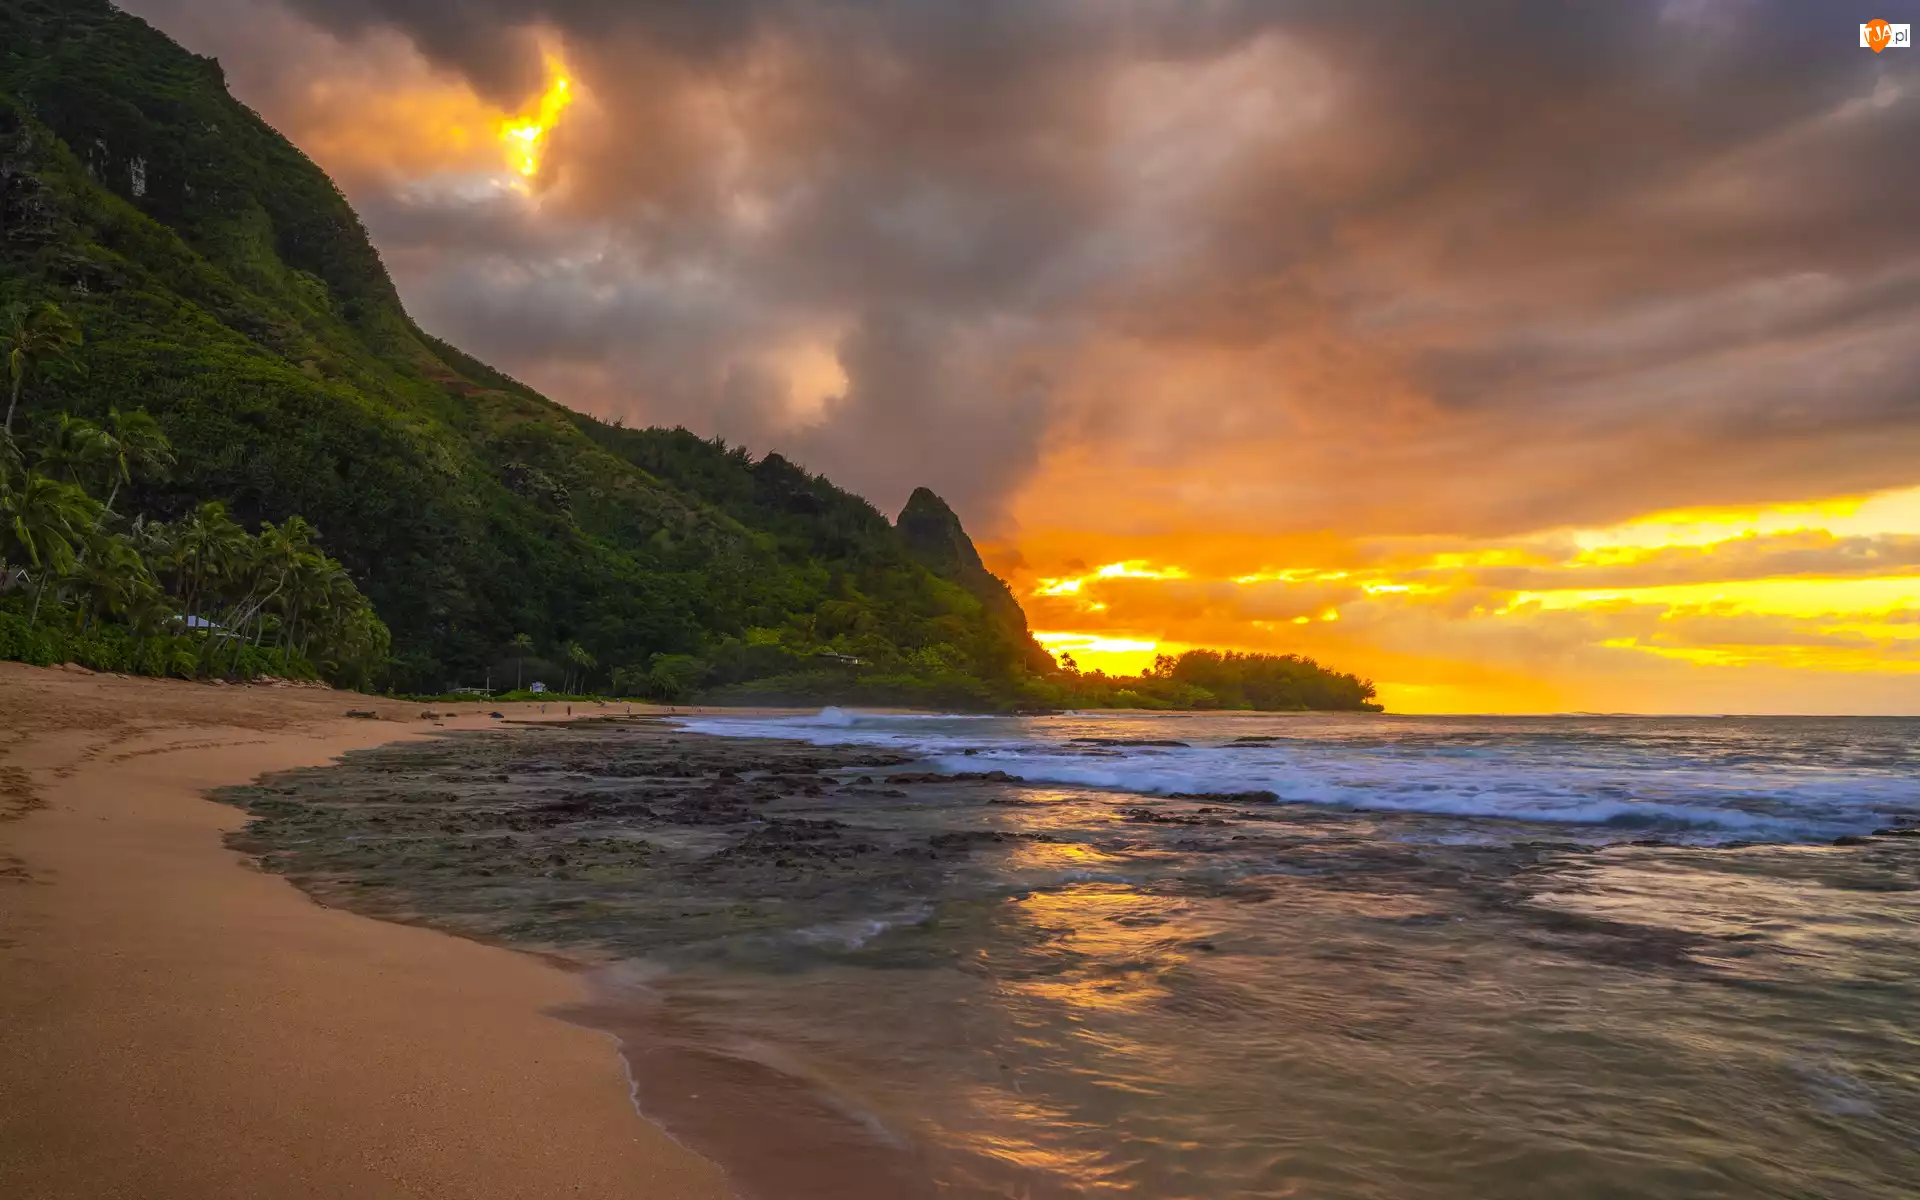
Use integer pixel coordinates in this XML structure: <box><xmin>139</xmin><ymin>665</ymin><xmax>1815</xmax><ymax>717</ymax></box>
<box><xmin>0</xmin><ymin>663</ymin><xmax>732</xmax><ymax>1199</ymax></box>
<box><xmin>10</xmin><ymin>670</ymin><xmax>1920</xmax><ymax>1200</ymax></box>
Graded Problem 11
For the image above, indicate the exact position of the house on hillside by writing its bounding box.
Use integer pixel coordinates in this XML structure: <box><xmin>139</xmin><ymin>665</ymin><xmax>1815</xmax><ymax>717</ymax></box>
<box><xmin>172</xmin><ymin>614</ymin><xmax>238</xmax><ymax>640</ymax></box>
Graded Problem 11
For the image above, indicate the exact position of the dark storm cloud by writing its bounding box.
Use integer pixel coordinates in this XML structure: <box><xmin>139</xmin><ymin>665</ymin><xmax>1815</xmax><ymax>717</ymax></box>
<box><xmin>120</xmin><ymin>0</ymin><xmax>1920</xmax><ymax>533</ymax></box>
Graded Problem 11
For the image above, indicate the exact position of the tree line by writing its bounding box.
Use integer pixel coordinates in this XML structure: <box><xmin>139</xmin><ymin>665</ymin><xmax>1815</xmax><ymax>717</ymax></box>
<box><xmin>1051</xmin><ymin>648</ymin><xmax>1382</xmax><ymax>712</ymax></box>
<box><xmin>0</xmin><ymin>301</ymin><xmax>389</xmax><ymax>685</ymax></box>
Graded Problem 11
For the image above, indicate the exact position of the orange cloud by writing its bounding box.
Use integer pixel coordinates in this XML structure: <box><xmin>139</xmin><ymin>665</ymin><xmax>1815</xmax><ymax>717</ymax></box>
<box><xmin>994</xmin><ymin>485</ymin><xmax>1920</xmax><ymax>713</ymax></box>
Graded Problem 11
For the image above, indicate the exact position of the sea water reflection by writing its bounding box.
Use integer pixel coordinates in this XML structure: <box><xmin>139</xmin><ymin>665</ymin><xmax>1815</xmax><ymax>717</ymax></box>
<box><xmin>227</xmin><ymin>715</ymin><xmax>1920</xmax><ymax>1198</ymax></box>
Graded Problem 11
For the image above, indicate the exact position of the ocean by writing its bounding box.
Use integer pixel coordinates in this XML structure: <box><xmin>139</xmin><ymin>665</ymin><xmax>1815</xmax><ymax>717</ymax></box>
<box><xmin>680</xmin><ymin>709</ymin><xmax>1920</xmax><ymax>843</ymax></box>
<box><xmin>228</xmin><ymin>710</ymin><xmax>1920</xmax><ymax>1198</ymax></box>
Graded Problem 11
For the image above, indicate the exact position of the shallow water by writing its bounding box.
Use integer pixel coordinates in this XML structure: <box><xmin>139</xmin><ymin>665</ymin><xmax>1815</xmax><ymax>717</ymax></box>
<box><xmin>224</xmin><ymin>714</ymin><xmax>1920</xmax><ymax>1198</ymax></box>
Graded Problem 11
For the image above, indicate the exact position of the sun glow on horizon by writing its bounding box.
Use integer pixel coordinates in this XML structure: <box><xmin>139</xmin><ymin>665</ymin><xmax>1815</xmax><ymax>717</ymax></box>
<box><xmin>1008</xmin><ymin>483</ymin><xmax>1920</xmax><ymax>713</ymax></box>
<box><xmin>1034</xmin><ymin>631</ymin><xmax>1166</xmax><ymax>676</ymax></box>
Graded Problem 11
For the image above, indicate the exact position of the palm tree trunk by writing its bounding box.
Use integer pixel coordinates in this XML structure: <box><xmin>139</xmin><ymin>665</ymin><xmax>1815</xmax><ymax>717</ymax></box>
<box><xmin>4</xmin><ymin>375</ymin><xmax>21</xmax><ymax>438</ymax></box>
<box><xmin>28</xmin><ymin>572</ymin><xmax>49</xmax><ymax>628</ymax></box>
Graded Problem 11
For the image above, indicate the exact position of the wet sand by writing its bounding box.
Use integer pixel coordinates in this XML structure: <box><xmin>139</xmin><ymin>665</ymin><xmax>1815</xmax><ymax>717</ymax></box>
<box><xmin>0</xmin><ymin>663</ymin><xmax>733</xmax><ymax>1199</ymax></box>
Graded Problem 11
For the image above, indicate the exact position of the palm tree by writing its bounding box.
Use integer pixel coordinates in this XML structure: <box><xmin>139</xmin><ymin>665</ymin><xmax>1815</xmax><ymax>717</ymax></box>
<box><xmin>511</xmin><ymin>632</ymin><xmax>535</xmax><ymax>689</ymax></box>
<box><xmin>126</xmin><ymin>514</ymin><xmax>174</xmax><ymax>574</ymax></box>
<box><xmin>0</xmin><ymin>474</ymin><xmax>100</xmax><ymax>626</ymax></box>
<box><xmin>40</xmin><ymin>412</ymin><xmax>174</xmax><ymax>618</ymax></box>
<box><xmin>121</xmin><ymin>581</ymin><xmax>174</xmax><ymax>639</ymax></box>
<box><xmin>2</xmin><ymin>302</ymin><xmax>84</xmax><ymax>438</ymax></box>
<box><xmin>170</xmin><ymin>501</ymin><xmax>248</xmax><ymax>625</ymax></box>
<box><xmin>99</xmin><ymin>408</ymin><xmax>174</xmax><ymax>513</ymax></box>
<box><xmin>1</xmin><ymin>473</ymin><xmax>94</xmax><ymax>575</ymax></box>
<box><xmin>0</xmin><ymin>436</ymin><xmax>21</xmax><ymax>595</ymax></box>
<box><xmin>36</xmin><ymin>414</ymin><xmax>110</xmax><ymax>486</ymax></box>
<box><xmin>71</xmin><ymin>529</ymin><xmax>157</xmax><ymax>634</ymax></box>
<box><xmin>229</xmin><ymin>520</ymin><xmax>294</xmax><ymax>650</ymax></box>
<box><xmin>0</xmin><ymin>429</ymin><xmax>21</xmax><ymax>488</ymax></box>
<box><xmin>278</xmin><ymin>550</ymin><xmax>329</xmax><ymax>657</ymax></box>
<box><xmin>564</xmin><ymin>639</ymin><xmax>596</xmax><ymax>694</ymax></box>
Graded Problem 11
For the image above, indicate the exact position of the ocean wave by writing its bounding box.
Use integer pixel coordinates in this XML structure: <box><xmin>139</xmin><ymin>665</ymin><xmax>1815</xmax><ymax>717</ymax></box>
<box><xmin>922</xmin><ymin>753</ymin><xmax>1849</xmax><ymax>838</ymax></box>
<box><xmin>790</xmin><ymin>903</ymin><xmax>935</xmax><ymax>951</ymax></box>
<box><xmin>674</xmin><ymin>709</ymin><xmax>1920</xmax><ymax>845</ymax></box>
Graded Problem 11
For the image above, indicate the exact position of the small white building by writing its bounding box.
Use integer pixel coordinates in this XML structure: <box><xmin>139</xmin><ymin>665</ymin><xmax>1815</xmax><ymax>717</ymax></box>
<box><xmin>529</xmin><ymin>681</ymin><xmax>548</xmax><ymax>694</ymax></box>
<box><xmin>174</xmin><ymin>614</ymin><xmax>238</xmax><ymax>641</ymax></box>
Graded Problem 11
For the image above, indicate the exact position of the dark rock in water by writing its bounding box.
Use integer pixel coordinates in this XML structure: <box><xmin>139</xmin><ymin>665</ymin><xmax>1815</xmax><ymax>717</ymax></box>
<box><xmin>1834</xmin><ymin>835</ymin><xmax>1876</xmax><ymax>846</ymax></box>
<box><xmin>1872</xmin><ymin>827</ymin><xmax>1920</xmax><ymax>838</ymax></box>
<box><xmin>926</xmin><ymin>830</ymin><xmax>1058</xmax><ymax>854</ymax></box>
<box><xmin>1119</xmin><ymin>807</ymin><xmax>1230</xmax><ymax>827</ymax></box>
<box><xmin>1225</xmin><ymin>737</ymin><xmax>1283</xmax><ymax>745</ymax></box>
<box><xmin>1169</xmin><ymin>790</ymin><xmax>1280</xmax><ymax>805</ymax></box>
<box><xmin>1071</xmin><ymin>738</ymin><xmax>1190</xmax><ymax>748</ymax></box>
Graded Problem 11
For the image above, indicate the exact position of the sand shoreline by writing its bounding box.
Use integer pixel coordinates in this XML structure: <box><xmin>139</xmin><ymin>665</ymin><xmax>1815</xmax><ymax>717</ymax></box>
<box><xmin>0</xmin><ymin>663</ymin><xmax>733</xmax><ymax>1199</ymax></box>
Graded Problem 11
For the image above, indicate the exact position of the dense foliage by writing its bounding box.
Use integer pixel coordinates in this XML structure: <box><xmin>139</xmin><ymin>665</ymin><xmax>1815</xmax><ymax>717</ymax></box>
<box><xmin>0</xmin><ymin>326</ymin><xmax>389</xmax><ymax>685</ymax></box>
<box><xmin>1053</xmin><ymin>650</ymin><xmax>1382</xmax><ymax>712</ymax></box>
<box><xmin>0</xmin><ymin>0</ymin><xmax>1382</xmax><ymax>712</ymax></box>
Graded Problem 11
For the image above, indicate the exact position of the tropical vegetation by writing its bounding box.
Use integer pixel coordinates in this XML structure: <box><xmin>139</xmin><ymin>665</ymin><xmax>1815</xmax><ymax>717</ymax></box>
<box><xmin>0</xmin><ymin>0</ymin><xmax>1381</xmax><ymax>712</ymax></box>
<box><xmin>1053</xmin><ymin>650</ymin><xmax>1381</xmax><ymax>712</ymax></box>
<box><xmin>0</xmin><ymin>311</ymin><xmax>389</xmax><ymax>684</ymax></box>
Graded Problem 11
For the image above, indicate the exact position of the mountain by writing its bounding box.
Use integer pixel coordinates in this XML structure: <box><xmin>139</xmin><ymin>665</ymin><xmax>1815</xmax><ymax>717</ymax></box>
<box><xmin>897</xmin><ymin>487</ymin><xmax>1057</xmax><ymax>675</ymax></box>
<box><xmin>0</xmin><ymin>0</ymin><xmax>1052</xmax><ymax>705</ymax></box>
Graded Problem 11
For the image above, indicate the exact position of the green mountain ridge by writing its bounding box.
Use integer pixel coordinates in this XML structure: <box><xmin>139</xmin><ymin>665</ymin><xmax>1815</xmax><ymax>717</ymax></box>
<box><xmin>0</xmin><ymin>0</ymin><xmax>1382</xmax><ymax>714</ymax></box>
<box><xmin>0</xmin><ymin>0</ymin><xmax>1054</xmax><ymax>704</ymax></box>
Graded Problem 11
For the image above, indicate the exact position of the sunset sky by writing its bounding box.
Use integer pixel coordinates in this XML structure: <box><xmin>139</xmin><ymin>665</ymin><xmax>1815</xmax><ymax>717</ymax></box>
<box><xmin>121</xmin><ymin>0</ymin><xmax>1920</xmax><ymax>714</ymax></box>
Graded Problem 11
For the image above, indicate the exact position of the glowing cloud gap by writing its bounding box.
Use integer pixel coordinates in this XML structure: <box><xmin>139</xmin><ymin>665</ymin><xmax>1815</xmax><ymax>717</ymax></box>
<box><xmin>1034</xmin><ymin>560</ymin><xmax>1189</xmax><ymax>597</ymax></box>
<box><xmin>500</xmin><ymin>55</ymin><xmax>574</xmax><ymax>179</ymax></box>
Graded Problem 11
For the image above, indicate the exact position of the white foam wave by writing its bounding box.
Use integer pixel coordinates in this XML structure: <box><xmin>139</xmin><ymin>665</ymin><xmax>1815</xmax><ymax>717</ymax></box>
<box><xmin>673</xmin><ymin>709</ymin><xmax>1920</xmax><ymax>844</ymax></box>
<box><xmin>790</xmin><ymin>903</ymin><xmax>935</xmax><ymax>951</ymax></box>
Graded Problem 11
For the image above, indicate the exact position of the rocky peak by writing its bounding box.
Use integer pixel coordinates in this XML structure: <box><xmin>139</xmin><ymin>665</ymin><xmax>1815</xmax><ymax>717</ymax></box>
<box><xmin>896</xmin><ymin>487</ymin><xmax>986</xmax><ymax>577</ymax></box>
